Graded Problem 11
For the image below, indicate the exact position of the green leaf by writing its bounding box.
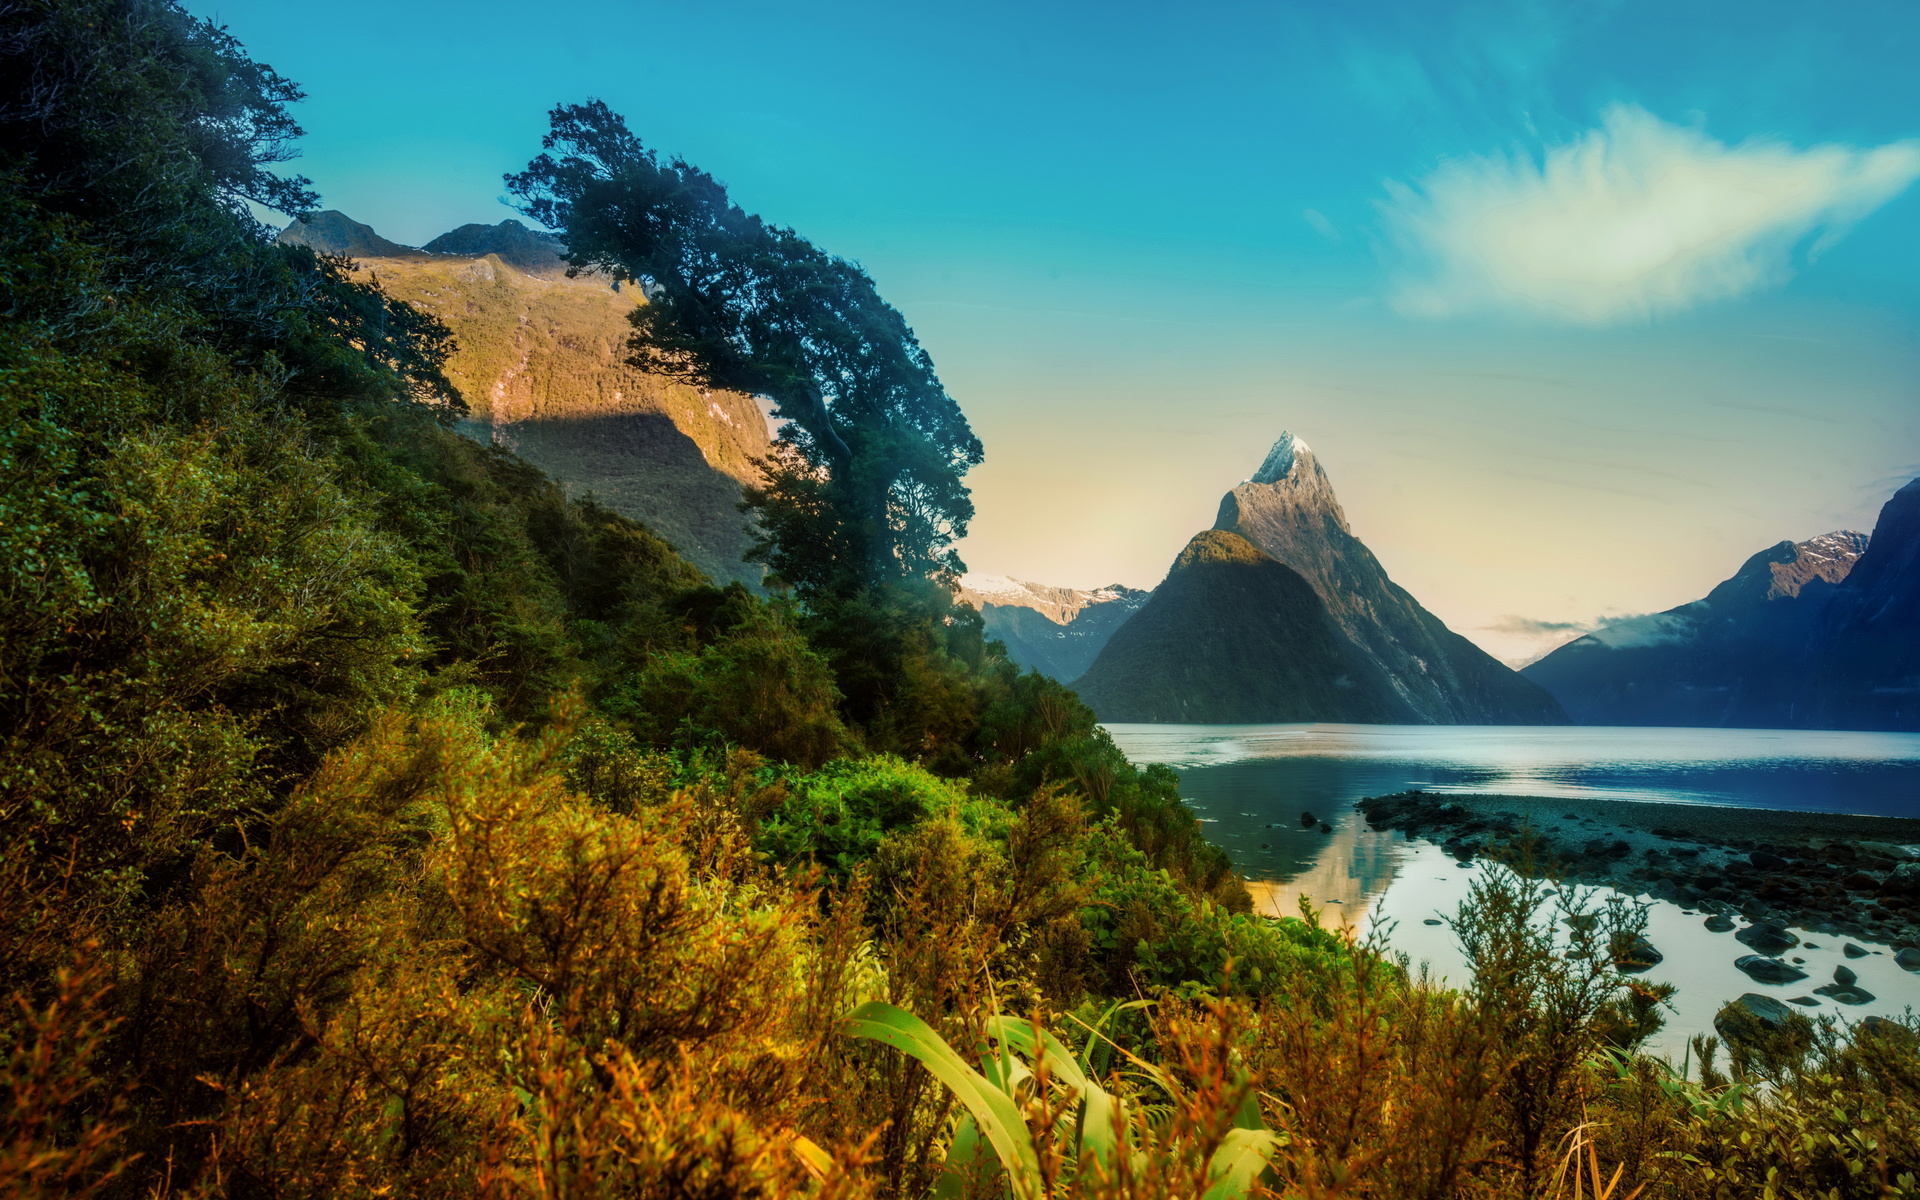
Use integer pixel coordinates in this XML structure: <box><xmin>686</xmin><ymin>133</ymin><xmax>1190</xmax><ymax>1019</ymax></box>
<box><xmin>847</xmin><ymin>1001</ymin><xmax>1041</xmax><ymax>1200</ymax></box>
<box><xmin>1201</xmin><ymin>1127</ymin><xmax>1287</xmax><ymax>1200</ymax></box>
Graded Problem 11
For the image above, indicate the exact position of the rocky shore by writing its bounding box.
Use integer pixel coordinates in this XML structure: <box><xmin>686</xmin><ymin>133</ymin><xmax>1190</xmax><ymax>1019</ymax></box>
<box><xmin>1353</xmin><ymin>791</ymin><xmax>1920</xmax><ymax>956</ymax></box>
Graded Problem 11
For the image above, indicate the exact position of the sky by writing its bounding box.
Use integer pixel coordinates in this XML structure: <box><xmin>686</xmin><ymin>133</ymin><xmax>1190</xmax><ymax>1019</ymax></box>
<box><xmin>195</xmin><ymin>0</ymin><xmax>1920</xmax><ymax>664</ymax></box>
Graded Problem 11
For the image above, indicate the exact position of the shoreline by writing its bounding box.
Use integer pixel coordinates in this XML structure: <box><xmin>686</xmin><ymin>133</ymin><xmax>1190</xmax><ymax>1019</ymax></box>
<box><xmin>1350</xmin><ymin>791</ymin><xmax>1920</xmax><ymax>952</ymax></box>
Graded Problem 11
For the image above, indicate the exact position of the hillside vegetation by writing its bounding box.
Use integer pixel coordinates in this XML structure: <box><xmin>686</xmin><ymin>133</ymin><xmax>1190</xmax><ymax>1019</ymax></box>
<box><xmin>2</xmin><ymin>3</ymin><xmax>1917</xmax><ymax>1197</ymax></box>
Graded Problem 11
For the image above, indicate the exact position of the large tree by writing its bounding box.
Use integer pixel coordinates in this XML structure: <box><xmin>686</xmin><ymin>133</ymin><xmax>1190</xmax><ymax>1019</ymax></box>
<box><xmin>507</xmin><ymin>101</ymin><xmax>982</xmax><ymax>601</ymax></box>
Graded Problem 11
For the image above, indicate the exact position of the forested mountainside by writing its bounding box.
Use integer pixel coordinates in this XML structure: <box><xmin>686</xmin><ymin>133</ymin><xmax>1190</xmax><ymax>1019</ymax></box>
<box><xmin>3</xmin><ymin>4</ymin><xmax>1912</xmax><ymax>1196</ymax></box>
<box><xmin>956</xmin><ymin>574</ymin><xmax>1148</xmax><ymax>680</ymax></box>
<box><xmin>1073</xmin><ymin>531</ymin><xmax>1409</xmax><ymax>723</ymax></box>
<box><xmin>277</xmin><ymin>210</ymin><xmax>772</xmax><ymax>585</ymax></box>
<box><xmin>1526</xmin><ymin>479</ymin><xmax>1920</xmax><ymax>730</ymax></box>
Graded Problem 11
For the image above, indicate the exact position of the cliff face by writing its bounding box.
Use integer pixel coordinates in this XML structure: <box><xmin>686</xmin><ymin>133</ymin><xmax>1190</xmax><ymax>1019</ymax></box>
<box><xmin>1214</xmin><ymin>433</ymin><xmax>1566</xmax><ymax>725</ymax></box>
<box><xmin>278</xmin><ymin>213</ymin><xmax>772</xmax><ymax>586</ymax></box>
<box><xmin>1072</xmin><ymin>531</ymin><xmax>1409</xmax><ymax>724</ymax></box>
<box><xmin>1815</xmin><ymin>480</ymin><xmax>1920</xmax><ymax>730</ymax></box>
<box><xmin>1523</xmin><ymin>479</ymin><xmax>1918</xmax><ymax>731</ymax></box>
<box><xmin>956</xmin><ymin>576</ymin><xmax>1148</xmax><ymax>681</ymax></box>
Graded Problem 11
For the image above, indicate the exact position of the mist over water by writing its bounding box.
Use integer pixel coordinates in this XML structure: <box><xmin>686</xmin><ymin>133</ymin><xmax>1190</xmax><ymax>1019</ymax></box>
<box><xmin>1106</xmin><ymin>723</ymin><xmax>1920</xmax><ymax>1060</ymax></box>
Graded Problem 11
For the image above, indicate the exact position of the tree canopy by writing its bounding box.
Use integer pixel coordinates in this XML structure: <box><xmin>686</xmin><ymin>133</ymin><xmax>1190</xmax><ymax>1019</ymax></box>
<box><xmin>506</xmin><ymin>100</ymin><xmax>982</xmax><ymax>600</ymax></box>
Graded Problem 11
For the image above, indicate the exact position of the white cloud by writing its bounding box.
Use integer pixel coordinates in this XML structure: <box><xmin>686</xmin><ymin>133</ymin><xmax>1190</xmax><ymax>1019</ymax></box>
<box><xmin>1381</xmin><ymin>106</ymin><xmax>1920</xmax><ymax>323</ymax></box>
<box><xmin>1302</xmin><ymin>208</ymin><xmax>1341</xmax><ymax>242</ymax></box>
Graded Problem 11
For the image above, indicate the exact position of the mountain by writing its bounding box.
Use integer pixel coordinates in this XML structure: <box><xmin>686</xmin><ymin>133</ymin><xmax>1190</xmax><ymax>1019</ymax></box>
<box><xmin>1815</xmin><ymin>481</ymin><xmax>1920</xmax><ymax>730</ymax></box>
<box><xmin>1523</xmin><ymin>478</ymin><xmax>1919</xmax><ymax>731</ymax></box>
<box><xmin>423</xmin><ymin>219</ymin><xmax>568</xmax><ymax>275</ymax></box>
<box><xmin>278</xmin><ymin>213</ymin><xmax>772</xmax><ymax>585</ymax></box>
<box><xmin>1210</xmin><ymin>432</ymin><xmax>1566</xmax><ymax>724</ymax></box>
<box><xmin>1072</xmin><ymin>531</ymin><xmax>1409</xmax><ymax>723</ymax></box>
<box><xmin>957</xmin><ymin>575</ymin><xmax>1149</xmax><ymax>681</ymax></box>
<box><xmin>274</xmin><ymin>209</ymin><xmax>422</xmax><ymax>258</ymax></box>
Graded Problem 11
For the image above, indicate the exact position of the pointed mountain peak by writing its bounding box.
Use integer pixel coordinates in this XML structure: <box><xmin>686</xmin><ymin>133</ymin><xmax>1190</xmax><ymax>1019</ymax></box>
<box><xmin>1251</xmin><ymin>430</ymin><xmax>1311</xmax><ymax>484</ymax></box>
<box><xmin>274</xmin><ymin>210</ymin><xmax>419</xmax><ymax>258</ymax></box>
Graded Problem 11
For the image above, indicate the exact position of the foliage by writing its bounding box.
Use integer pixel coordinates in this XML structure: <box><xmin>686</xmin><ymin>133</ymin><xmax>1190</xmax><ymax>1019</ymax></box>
<box><xmin>757</xmin><ymin>757</ymin><xmax>974</xmax><ymax>877</ymax></box>
<box><xmin>507</xmin><ymin>100</ymin><xmax>983</xmax><ymax>597</ymax></box>
<box><xmin>848</xmin><ymin>999</ymin><xmax>1284</xmax><ymax>1200</ymax></box>
<box><xmin>7</xmin><ymin>7</ymin><xmax>1920</xmax><ymax>1200</ymax></box>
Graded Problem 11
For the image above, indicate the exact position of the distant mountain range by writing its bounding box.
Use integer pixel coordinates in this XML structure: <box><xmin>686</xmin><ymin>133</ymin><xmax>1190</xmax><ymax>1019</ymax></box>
<box><xmin>956</xmin><ymin>576</ymin><xmax>1148</xmax><ymax>681</ymax></box>
<box><xmin>1074</xmin><ymin>433</ymin><xmax>1566</xmax><ymax>725</ymax></box>
<box><xmin>275</xmin><ymin>211</ymin><xmax>770</xmax><ymax>585</ymax></box>
<box><xmin>1524</xmin><ymin>478</ymin><xmax>1920</xmax><ymax>731</ymax></box>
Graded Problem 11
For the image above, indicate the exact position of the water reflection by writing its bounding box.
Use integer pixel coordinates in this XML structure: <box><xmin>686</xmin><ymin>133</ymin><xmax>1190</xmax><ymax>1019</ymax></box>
<box><xmin>1245</xmin><ymin>810</ymin><xmax>1404</xmax><ymax>931</ymax></box>
<box><xmin>1105</xmin><ymin>723</ymin><xmax>1920</xmax><ymax>1061</ymax></box>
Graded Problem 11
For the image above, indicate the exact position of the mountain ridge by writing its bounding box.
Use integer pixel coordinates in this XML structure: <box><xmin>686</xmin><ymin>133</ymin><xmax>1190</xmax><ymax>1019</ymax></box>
<box><xmin>278</xmin><ymin>211</ymin><xmax>772</xmax><ymax>586</ymax></box>
<box><xmin>956</xmin><ymin>575</ymin><xmax>1149</xmax><ymax>681</ymax></box>
<box><xmin>1523</xmin><ymin>485</ymin><xmax>1918</xmax><ymax>731</ymax></box>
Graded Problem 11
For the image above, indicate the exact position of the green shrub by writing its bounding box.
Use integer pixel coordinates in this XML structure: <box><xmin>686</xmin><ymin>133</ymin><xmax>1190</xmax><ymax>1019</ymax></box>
<box><xmin>756</xmin><ymin>756</ymin><xmax>981</xmax><ymax>876</ymax></box>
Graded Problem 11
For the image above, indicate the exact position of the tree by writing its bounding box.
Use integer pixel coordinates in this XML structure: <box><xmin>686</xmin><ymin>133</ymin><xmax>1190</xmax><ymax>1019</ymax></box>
<box><xmin>506</xmin><ymin>101</ymin><xmax>982</xmax><ymax>601</ymax></box>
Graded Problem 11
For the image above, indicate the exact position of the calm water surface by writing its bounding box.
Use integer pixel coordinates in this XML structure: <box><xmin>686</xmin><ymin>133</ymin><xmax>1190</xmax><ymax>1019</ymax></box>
<box><xmin>1104</xmin><ymin>723</ymin><xmax>1920</xmax><ymax>1059</ymax></box>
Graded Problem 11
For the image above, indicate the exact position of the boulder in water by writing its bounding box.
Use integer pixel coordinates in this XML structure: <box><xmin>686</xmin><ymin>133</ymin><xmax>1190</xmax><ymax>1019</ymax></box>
<box><xmin>1735</xmin><ymin>955</ymin><xmax>1808</xmax><ymax>984</ymax></box>
<box><xmin>1714</xmin><ymin>993</ymin><xmax>1804</xmax><ymax>1046</ymax></box>
<box><xmin>1613</xmin><ymin>935</ymin><xmax>1663</xmax><ymax>973</ymax></box>
<box><xmin>1735</xmin><ymin>922</ymin><xmax>1798</xmax><ymax>956</ymax></box>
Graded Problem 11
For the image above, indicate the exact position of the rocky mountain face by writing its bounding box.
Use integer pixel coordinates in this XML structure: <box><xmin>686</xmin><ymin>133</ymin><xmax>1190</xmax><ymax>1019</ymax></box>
<box><xmin>1072</xmin><ymin>531</ymin><xmax>1409</xmax><ymax>724</ymax></box>
<box><xmin>1208</xmin><ymin>433</ymin><xmax>1566</xmax><ymax>724</ymax></box>
<box><xmin>1524</xmin><ymin>479</ymin><xmax>1919</xmax><ymax>731</ymax></box>
<box><xmin>956</xmin><ymin>575</ymin><xmax>1149</xmax><ymax>681</ymax></box>
<box><xmin>1816</xmin><ymin>481</ymin><xmax>1920</xmax><ymax>730</ymax></box>
<box><xmin>276</xmin><ymin>209</ymin><xmax>419</xmax><ymax>258</ymax></box>
<box><xmin>276</xmin><ymin>213</ymin><xmax>771</xmax><ymax>586</ymax></box>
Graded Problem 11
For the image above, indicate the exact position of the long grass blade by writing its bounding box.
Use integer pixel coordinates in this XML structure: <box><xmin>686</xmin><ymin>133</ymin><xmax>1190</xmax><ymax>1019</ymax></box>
<box><xmin>847</xmin><ymin>1001</ymin><xmax>1042</xmax><ymax>1200</ymax></box>
<box><xmin>988</xmin><ymin>1015</ymin><xmax>1126</xmax><ymax>1167</ymax></box>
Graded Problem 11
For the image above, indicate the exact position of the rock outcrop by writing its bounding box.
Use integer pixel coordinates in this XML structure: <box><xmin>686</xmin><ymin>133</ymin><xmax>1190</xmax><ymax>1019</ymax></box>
<box><xmin>956</xmin><ymin>576</ymin><xmax>1149</xmax><ymax>682</ymax></box>
<box><xmin>1072</xmin><ymin>530</ymin><xmax>1409</xmax><ymax>724</ymax></box>
<box><xmin>1524</xmin><ymin>478</ymin><xmax>1919</xmax><ymax>730</ymax></box>
<box><xmin>1211</xmin><ymin>433</ymin><xmax>1566</xmax><ymax>724</ymax></box>
<box><xmin>278</xmin><ymin>213</ymin><xmax>772</xmax><ymax>585</ymax></box>
<box><xmin>275</xmin><ymin>209</ymin><xmax>422</xmax><ymax>258</ymax></box>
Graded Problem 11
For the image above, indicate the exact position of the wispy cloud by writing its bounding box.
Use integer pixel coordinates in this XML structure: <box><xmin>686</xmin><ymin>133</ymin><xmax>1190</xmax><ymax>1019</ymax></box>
<box><xmin>1302</xmin><ymin>208</ymin><xmax>1341</xmax><ymax>243</ymax></box>
<box><xmin>1381</xmin><ymin>106</ymin><xmax>1920</xmax><ymax>324</ymax></box>
<box><xmin>1483</xmin><ymin>615</ymin><xmax>1589</xmax><ymax>637</ymax></box>
<box><xmin>1484</xmin><ymin>609</ymin><xmax>1691</xmax><ymax>667</ymax></box>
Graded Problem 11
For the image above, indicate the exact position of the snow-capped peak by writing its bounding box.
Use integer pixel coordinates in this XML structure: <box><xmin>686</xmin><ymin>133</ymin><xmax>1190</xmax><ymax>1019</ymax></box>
<box><xmin>1250</xmin><ymin>430</ymin><xmax>1310</xmax><ymax>485</ymax></box>
<box><xmin>957</xmin><ymin>573</ymin><xmax>1028</xmax><ymax>600</ymax></box>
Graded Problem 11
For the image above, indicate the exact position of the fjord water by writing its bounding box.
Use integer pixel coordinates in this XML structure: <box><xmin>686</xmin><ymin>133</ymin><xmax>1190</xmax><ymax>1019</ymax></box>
<box><xmin>1105</xmin><ymin>723</ymin><xmax>1920</xmax><ymax>1057</ymax></box>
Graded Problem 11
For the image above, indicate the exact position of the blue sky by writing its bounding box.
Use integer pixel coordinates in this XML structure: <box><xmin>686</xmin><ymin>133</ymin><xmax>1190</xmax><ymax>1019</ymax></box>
<box><xmin>197</xmin><ymin>0</ymin><xmax>1920</xmax><ymax>662</ymax></box>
